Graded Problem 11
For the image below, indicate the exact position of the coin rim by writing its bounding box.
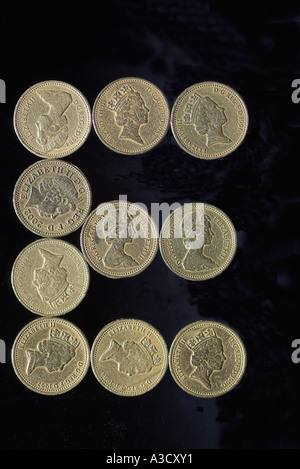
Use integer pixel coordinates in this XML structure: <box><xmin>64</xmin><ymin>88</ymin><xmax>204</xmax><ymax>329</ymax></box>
<box><xmin>11</xmin><ymin>238</ymin><xmax>90</xmax><ymax>316</ymax></box>
<box><xmin>13</xmin><ymin>159</ymin><xmax>92</xmax><ymax>238</ymax></box>
<box><xmin>92</xmin><ymin>76</ymin><xmax>170</xmax><ymax>155</ymax></box>
<box><xmin>80</xmin><ymin>201</ymin><xmax>159</xmax><ymax>278</ymax></box>
<box><xmin>169</xmin><ymin>320</ymin><xmax>247</xmax><ymax>398</ymax></box>
<box><xmin>13</xmin><ymin>80</ymin><xmax>92</xmax><ymax>158</ymax></box>
<box><xmin>90</xmin><ymin>318</ymin><xmax>169</xmax><ymax>396</ymax></box>
<box><xmin>159</xmin><ymin>202</ymin><xmax>237</xmax><ymax>281</ymax></box>
<box><xmin>11</xmin><ymin>317</ymin><xmax>90</xmax><ymax>395</ymax></box>
<box><xmin>170</xmin><ymin>81</ymin><xmax>248</xmax><ymax>159</ymax></box>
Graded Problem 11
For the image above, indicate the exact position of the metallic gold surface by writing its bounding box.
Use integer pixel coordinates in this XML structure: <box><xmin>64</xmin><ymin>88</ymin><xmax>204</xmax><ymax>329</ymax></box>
<box><xmin>91</xmin><ymin>318</ymin><xmax>168</xmax><ymax>396</ymax></box>
<box><xmin>13</xmin><ymin>80</ymin><xmax>91</xmax><ymax>158</ymax></box>
<box><xmin>171</xmin><ymin>81</ymin><xmax>248</xmax><ymax>159</ymax></box>
<box><xmin>12</xmin><ymin>317</ymin><xmax>90</xmax><ymax>395</ymax></box>
<box><xmin>80</xmin><ymin>200</ymin><xmax>158</xmax><ymax>278</ymax></box>
<box><xmin>169</xmin><ymin>320</ymin><xmax>246</xmax><ymax>398</ymax></box>
<box><xmin>11</xmin><ymin>238</ymin><xmax>90</xmax><ymax>316</ymax></box>
<box><xmin>159</xmin><ymin>202</ymin><xmax>237</xmax><ymax>281</ymax></box>
<box><xmin>13</xmin><ymin>159</ymin><xmax>92</xmax><ymax>237</ymax></box>
<box><xmin>92</xmin><ymin>77</ymin><xmax>170</xmax><ymax>155</ymax></box>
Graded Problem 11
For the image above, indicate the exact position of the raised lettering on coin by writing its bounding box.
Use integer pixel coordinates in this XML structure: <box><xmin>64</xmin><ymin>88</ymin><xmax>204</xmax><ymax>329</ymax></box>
<box><xmin>92</xmin><ymin>77</ymin><xmax>170</xmax><ymax>155</ymax></box>
<box><xmin>91</xmin><ymin>319</ymin><xmax>168</xmax><ymax>396</ymax></box>
<box><xmin>12</xmin><ymin>317</ymin><xmax>90</xmax><ymax>395</ymax></box>
<box><xmin>169</xmin><ymin>320</ymin><xmax>246</xmax><ymax>397</ymax></box>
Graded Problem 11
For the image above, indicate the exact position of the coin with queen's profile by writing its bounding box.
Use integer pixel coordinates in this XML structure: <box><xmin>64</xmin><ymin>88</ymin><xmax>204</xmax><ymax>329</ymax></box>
<box><xmin>11</xmin><ymin>238</ymin><xmax>90</xmax><ymax>316</ymax></box>
<box><xmin>11</xmin><ymin>317</ymin><xmax>90</xmax><ymax>395</ymax></box>
<box><xmin>91</xmin><ymin>318</ymin><xmax>168</xmax><ymax>396</ymax></box>
<box><xmin>159</xmin><ymin>202</ymin><xmax>237</xmax><ymax>281</ymax></box>
<box><xmin>92</xmin><ymin>77</ymin><xmax>170</xmax><ymax>155</ymax></box>
<box><xmin>169</xmin><ymin>320</ymin><xmax>247</xmax><ymax>398</ymax></box>
<box><xmin>13</xmin><ymin>80</ymin><xmax>92</xmax><ymax>158</ymax></box>
<box><xmin>13</xmin><ymin>159</ymin><xmax>92</xmax><ymax>238</ymax></box>
<box><xmin>80</xmin><ymin>199</ymin><xmax>158</xmax><ymax>278</ymax></box>
<box><xmin>171</xmin><ymin>81</ymin><xmax>248</xmax><ymax>159</ymax></box>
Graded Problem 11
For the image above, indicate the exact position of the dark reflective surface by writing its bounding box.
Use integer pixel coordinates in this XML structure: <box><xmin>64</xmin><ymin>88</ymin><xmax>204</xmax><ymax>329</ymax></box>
<box><xmin>1</xmin><ymin>0</ymin><xmax>300</xmax><ymax>450</ymax></box>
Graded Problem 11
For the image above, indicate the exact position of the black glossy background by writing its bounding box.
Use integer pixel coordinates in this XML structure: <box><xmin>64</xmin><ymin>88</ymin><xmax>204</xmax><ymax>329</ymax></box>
<box><xmin>1</xmin><ymin>0</ymin><xmax>300</xmax><ymax>452</ymax></box>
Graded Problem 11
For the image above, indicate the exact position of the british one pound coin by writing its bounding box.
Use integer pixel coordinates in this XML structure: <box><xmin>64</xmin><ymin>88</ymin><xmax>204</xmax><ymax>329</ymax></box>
<box><xmin>92</xmin><ymin>77</ymin><xmax>170</xmax><ymax>155</ymax></box>
<box><xmin>169</xmin><ymin>320</ymin><xmax>246</xmax><ymax>398</ymax></box>
<box><xmin>171</xmin><ymin>81</ymin><xmax>248</xmax><ymax>159</ymax></box>
<box><xmin>159</xmin><ymin>202</ymin><xmax>237</xmax><ymax>281</ymax></box>
<box><xmin>13</xmin><ymin>159</ymin><xmax>92</xmax><ymax>237</ymax></box>
<box><xmin>13</xmin><ymin>80</ymin><xmax>92</xmax><ymax>158</ymax></box>
<box><xmin>80</xmin><ymin>200</ymin><xmax>158</xmax><ymax>278</ymax></box>
<box><xmin>11</xmin><ymin>238</ymin><xmax>90</xmax><ymax>316</ymax></box>
<box><xmin>12</xmin><ymin>317</ymin><xmax>90</xmax><ymax>395</ymax></box>
<box><xmin>91</xmin><ymin>318</ymin><xmax>168</xmax><ymax>396</ymax></box>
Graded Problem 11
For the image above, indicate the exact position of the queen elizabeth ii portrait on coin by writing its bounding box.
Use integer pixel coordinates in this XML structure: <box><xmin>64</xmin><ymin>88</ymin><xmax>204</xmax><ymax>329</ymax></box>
<box><xmin>107</xmin><ymin>85</ymin><xmax>149</xmax><ymax>145</ymax></box>
<box><xmin>35</xmin><ymin>90</ymin><xmax>73</xmax><ymax>152</ymax></box>
<box><xmin>26</xmin><ymin>327</ymin><xmax>78</xmax><ymax>375</ymax></box>
<box><xmin>186</xmin><ymin>328</ymin><xmax>226</xmax><ymax>389</ymax></box>
<box><xmin>184</xmin><ymin>94</ymin><xmax>232</xmax><ymax>147</ymax></box>
<box><xmin>182</xmin><ymin>212</ymin><xmax>218</xmax><ymax>272</ymax></box>
<box><xmin>25</xmin><ymin>176</ymin><xmax>80</xmax><ymax>219</ymax></box>
<box><xmin>97</xmin><ymin>207</ymin><xmax>140</xmax><ymax>269</ymax></box>
<box><xmin>100</xmin><ymin>336</ymin><xmax>161</xmax><ymax>377</ymax></box>
<box><xmin>33</xmin><ymin>248</ymin><xmax>75</xmax><ymax>307</ymax></box>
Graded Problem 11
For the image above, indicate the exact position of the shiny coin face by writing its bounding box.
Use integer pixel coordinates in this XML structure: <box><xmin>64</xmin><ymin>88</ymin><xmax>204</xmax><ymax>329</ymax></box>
<box><xmin>12</xmin><ymin>317</ymin><xmax>90</xmax><ymax>395</ymax></box>
<box><xmin>159</xmin><ymin>202</ymin><xmax>237</xmax><ymax>281</ymax></box>
<box><xmin>80</xmin><ymin>200</ymin><xmax>158</xmax><ymax>278</ymax></box>
<box><xmin>13</xmin><ymin>159</ymin><xmax>92</xmax><ymax>237</ymax></box>
<box><xmin>169</xmin><ymin>320</ymin><xmax>246</xmax><ymax>398</ymax></box>
<box><xmin>171</xmin><ymin>81</ymin><xmax>248</xmax><ymax>159</ymax></box>
<box><xmin>11</xmin><ymin>239</ymin><xmax>90</xmax><ymax>316</ymax></box>
<box><xmin>91</xmin><ymin>319</ymin><xmax>168</xmax><ymax>396</ymax></box>
<box><xmin>13</xmin><ymin>80</ymin><xmax>91</xmax><ymax>158</ymax></box>
<box><xmin>92</xmin><ymin>77</ymin><xmax>170</xmax><ymax>155</ymax></box>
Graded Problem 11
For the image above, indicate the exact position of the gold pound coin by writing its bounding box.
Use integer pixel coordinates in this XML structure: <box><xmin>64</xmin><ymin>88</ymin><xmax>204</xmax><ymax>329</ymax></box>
<box><xmin>159</xmin><ymin>202</ymin><xmax>237</xmax><ymax>281</ymax></box>
<box><xmin>171</xmin><ymin>81</ymin><xmax>248</xmax><ymax>159</ymax></box>
<box><xmin>91</xmin><ymin>318</ymin><xmax>168</xmax><ymax>396</ymax></box>
<box><xmin>92</xmin><ymin>77</ymin><xmax>170</xmax><ymax>155</ymax></box>
<box><xmin>169</xmin><ymin>320</ymin><xmax>246</xmax><ymax>397</ymax></box>
<box><xmin>13</xmin><ymin>80</ymin><xmax>91</xmax><ymax>158</ymax></box>
<box><xmin>80</xmin><ymin>200</ymin><xmax>158</xmax><ymax>278</ymax></box>
<box><xmin>11</xmin><ymin>238</ymin><xmax>90</xmax><ymax>316</ymax></box>
<box><xmin>12</xmin><ymin>317</ymin><xmax>90</xmax><ymax>395</ymax></box>
<box><xmin>13</xmin><ymin>159</ymin><xmax>92</xmax><ymax>238</ymax></box>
